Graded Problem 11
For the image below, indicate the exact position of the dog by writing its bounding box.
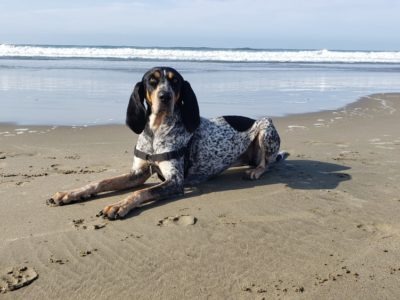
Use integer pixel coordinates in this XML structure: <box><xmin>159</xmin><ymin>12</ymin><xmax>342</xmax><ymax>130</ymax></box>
<box><xmin>47</xmin><ymin>67</ymin><xmax>288</xmax><ymax>219</ymax></box>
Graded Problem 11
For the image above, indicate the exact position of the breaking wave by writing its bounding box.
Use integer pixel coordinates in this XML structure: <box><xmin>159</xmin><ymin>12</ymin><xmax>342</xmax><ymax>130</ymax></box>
<box><xmin>1</xmin><ymin>44</ymin><xmax>400</xmax><ymax>63</ymax></box>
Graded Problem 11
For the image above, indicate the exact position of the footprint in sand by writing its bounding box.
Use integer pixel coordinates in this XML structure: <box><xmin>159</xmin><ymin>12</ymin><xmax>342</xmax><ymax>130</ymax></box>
<box><xmin>72</xmin><ymin>218</ymin><xmax>107</xmax><ymax>230</ymax></box>
<box><xmin>157</xmin><ymin>215</ymin><xmax>197</xmax><ymax>227</ymax></box>
<box><xmin>64</xmin><ymin>154</ymin><xmax>81</xmax><ymax>160</ymax></box>
<box><xmin>49</xmin><ymin>256</ymin><xmax>69</xmax><ymax>265</ymax></box>
<box><xmin>0</xmin><ymin>266</ymin><xmax>38</xmax><ymax>293</ymax></box>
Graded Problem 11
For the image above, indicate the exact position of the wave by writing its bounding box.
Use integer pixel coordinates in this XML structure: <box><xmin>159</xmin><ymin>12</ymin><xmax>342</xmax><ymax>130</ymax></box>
<box><xmin>1</xmin><ymin>44</ymin><xmax>400</xmax><ymax>63</ymax></box>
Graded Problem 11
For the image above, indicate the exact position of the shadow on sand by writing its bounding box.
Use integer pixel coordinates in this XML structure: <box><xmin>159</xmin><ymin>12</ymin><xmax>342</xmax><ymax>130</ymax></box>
<box><xmin>104</xmin><ymin>159</ymin><xmax>351</xmax><ymax>219</ymax></box>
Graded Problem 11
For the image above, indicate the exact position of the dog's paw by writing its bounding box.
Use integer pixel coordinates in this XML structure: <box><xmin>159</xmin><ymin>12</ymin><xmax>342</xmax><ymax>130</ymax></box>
<box><xmin>47</xmin><ymin>191</ymin><xmax>76</xmax><ymax>206</ymax></box>
<box><xmin>243</xmin><ymin>167</ymin><xmax>267</xmax><ymax>180</ymax></box>
<box><xmin>276</xmin><ymin>151</ymin><xmax>290</xmax><ymax>162</ymax></box>
<box><xmin>97</xmin><ymin>200</ymin><xmax>132</xmax><ymax>220</ymax></box>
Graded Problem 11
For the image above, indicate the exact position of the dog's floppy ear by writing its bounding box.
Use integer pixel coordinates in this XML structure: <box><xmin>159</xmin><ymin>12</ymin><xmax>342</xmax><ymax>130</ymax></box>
<box><xmin>126</xmin><ymin>81</ymin><xmax>148</xmax><ymax>134</ymax></box>
<box><xmin>180</xmin><ymin>80</ymin><xmax>200</xmax><ymax>133</ymax></box>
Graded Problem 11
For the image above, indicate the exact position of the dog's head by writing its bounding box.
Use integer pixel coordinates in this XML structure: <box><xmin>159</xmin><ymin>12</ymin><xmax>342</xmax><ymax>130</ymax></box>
<box><xmin>126</xmin><ymin>67</ymin><xmax>200</xmax><ymax>134</ymax></box>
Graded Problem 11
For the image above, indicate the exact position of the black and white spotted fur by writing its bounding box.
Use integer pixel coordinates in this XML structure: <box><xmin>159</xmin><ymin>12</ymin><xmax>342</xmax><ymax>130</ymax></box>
<box><xmin>48</xmin><ymin>67</ymin><xmax>288</xmax><ymax>219</ymax></box>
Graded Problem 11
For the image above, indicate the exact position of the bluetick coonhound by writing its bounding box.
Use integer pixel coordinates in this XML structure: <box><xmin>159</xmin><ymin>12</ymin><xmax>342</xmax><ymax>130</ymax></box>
<box><xmin>48</xmin><ymin>67</ymin><xmax>288</xmax><ymax>219</ymax></box>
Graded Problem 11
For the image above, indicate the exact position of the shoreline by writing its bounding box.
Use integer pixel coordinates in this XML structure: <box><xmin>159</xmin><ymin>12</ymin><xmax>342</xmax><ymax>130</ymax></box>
<box><xmin>1</xmin><ymin>93</ymin><xmax>400</xmax><ymax>299</ymax></box>
<box><xmin>1</xmin><ymin>91</ymin><xmax>398</xmax><ymax>129</ymax></box>
<box><xmin>2</xmin><ymin>56</ymin><xmax>400</xmax><ymax>126</ymax></box>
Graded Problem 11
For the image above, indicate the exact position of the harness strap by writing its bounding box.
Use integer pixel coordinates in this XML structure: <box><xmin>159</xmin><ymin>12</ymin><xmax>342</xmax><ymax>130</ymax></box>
<box><xmin>134</xmin><ymin>146</ymin><xmax>187</xmax><ymax>162</ymax></box>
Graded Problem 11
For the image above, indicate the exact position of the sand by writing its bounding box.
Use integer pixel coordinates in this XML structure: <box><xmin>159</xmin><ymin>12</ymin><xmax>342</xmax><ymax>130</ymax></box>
<box><xmin>1</xmin><ymin>93</ymin><xmax>399</xmax><ymax>299</ymax></box>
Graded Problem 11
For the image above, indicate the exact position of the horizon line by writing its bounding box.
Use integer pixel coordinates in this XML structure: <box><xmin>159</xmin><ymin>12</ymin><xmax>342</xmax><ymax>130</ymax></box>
<box><xmin>2</xmin><ymin>43</ymin><xmax>400</xmax><ymax>53</ymax></box>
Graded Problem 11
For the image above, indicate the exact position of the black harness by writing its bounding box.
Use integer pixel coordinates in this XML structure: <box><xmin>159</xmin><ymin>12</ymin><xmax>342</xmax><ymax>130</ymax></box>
<box><xmin>134</xmin><ymin>146</ymin><xmax>187</xmax><ymax>162</ymax></box>
<box><xmin>134</xmin><ymin>133</ymin><xmax>194</xmax><ymax>178</ymax></box>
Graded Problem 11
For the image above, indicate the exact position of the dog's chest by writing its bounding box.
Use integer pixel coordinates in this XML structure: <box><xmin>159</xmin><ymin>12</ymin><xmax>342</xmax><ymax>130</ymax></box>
<box><xmin>135</xmin><ymin>121</ymin><xmax>192</xmax><ymax>156</ymax></box>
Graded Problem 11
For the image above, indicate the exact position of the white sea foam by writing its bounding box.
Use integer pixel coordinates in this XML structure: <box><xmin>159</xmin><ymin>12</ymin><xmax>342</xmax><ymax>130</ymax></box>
<box><xmin>1</xmin><ymin>44</ymin><xmax>400</xmax><ymax>63</ymax></box>
<box><xmin>14</xmin><ymin>128</ymin><xmax>29</xmax><ymax>131</ymax></box>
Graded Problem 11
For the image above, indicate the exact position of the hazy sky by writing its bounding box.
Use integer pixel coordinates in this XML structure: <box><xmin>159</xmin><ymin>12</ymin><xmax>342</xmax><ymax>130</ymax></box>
<box><xmin>0</xmin><ymin>0</ymin><xmax>399</xmax><ymax>50</ymax></box>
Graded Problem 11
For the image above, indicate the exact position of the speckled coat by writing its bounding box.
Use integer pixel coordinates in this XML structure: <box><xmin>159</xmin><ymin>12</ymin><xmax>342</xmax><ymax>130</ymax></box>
<box><xmin>135</xmin><ymin>106</ymin><xmax>281</xmax><ymax>186</ymax></box>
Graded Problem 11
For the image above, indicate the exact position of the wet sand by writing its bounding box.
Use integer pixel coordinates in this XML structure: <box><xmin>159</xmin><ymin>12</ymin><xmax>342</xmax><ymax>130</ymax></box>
<box><xmin>1</xmin><ymin>93</ymin><xmax>400</xmax><ymax>299</ymax></box>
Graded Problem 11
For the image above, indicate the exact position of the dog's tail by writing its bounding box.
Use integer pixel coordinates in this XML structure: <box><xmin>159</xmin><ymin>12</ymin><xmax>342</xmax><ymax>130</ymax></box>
<box><xmin>275</xmin><ymin>151</ymin><xmax>290</xmax><ymax>162</ymax></box>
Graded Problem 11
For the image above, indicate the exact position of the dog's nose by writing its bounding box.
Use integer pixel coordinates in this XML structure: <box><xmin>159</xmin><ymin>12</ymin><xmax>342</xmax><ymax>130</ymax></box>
<box><xmin>159</xmin><ymin>91</ymin><xmax>172</xmax><ymax>103</ymax></box>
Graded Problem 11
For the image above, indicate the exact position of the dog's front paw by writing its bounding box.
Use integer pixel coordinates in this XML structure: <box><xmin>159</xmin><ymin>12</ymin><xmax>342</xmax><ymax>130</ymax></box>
<box><xmin>47</xmin><ymin>191</ymin><xmax>76</xmax><ymax>206</ymax></box>
<box><xmin>97</xmin><ymin>200</ymin><xmax>132</xmax><ymax>220</ymax></box>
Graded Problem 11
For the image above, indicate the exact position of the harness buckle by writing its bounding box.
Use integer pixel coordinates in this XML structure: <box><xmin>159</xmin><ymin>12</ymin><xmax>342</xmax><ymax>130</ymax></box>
<box><xmin>149</xmin><ymin>164</ymin><xmax>153</xmax><ymax>175</ymax></box>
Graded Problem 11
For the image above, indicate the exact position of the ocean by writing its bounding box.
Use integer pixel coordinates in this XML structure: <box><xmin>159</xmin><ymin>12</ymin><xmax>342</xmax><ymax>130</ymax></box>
<box><xmin>1</xmin><ymin>44</ymin><xmax>400</xmax><ymax>125</ymax></box>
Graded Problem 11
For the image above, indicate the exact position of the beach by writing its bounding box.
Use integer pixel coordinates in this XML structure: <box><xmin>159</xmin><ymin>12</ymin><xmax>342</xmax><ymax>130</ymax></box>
<box><xmin>1</xmin><ymin>93</ymin><xmax>399</xmax><ymax>299</ymax></box>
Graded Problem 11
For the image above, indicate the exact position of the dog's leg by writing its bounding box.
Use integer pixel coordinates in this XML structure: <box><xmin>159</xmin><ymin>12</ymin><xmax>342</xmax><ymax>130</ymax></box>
<box><xmin>244</xmin><ymin>131</ymin><xmax>268</xmax><ymax>180</ymax></box>
<box><xmin>47</xmin><ymin>158</ymin><xmax>150</xmax><ymax>206</ymax></box>
<box><xmin>98</xmin><ymin>160</ymin><xmax>184</xmax><ymax>219</ymax></box>
<box><xmin>244</xmin><ymin>118</ymin><xmax>281</xmax><ymax>180</ymax></box>
<box><xmin>47</xmin><ymin>170</ymin><xmax>151</xmax><ymax>206</ymax></box>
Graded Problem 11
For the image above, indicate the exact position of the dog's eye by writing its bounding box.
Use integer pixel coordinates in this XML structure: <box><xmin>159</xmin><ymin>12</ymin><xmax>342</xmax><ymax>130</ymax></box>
<box><xmin>171</xmin><ymin>78</ymin><xmax>178</xmax><ymax>84</ymax></box>
<box><xmin>149</xmin><ymin>77</ymin><xmax>158</xmax><ymax>85</ymax></box>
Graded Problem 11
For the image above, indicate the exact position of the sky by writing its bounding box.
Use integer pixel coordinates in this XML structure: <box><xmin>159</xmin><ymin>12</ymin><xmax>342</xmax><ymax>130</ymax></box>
<box><xmin>0</xmin><ymin>0</ymin><xmax>399</xmax><ymax>50</ymax></box>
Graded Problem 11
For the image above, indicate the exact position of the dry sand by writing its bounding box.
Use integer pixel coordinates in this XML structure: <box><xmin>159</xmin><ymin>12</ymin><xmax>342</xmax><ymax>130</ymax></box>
<box><xmin>1</xmin><ymin>93</ymin><xmax>399</xmax><ymax>299</ymax></box>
